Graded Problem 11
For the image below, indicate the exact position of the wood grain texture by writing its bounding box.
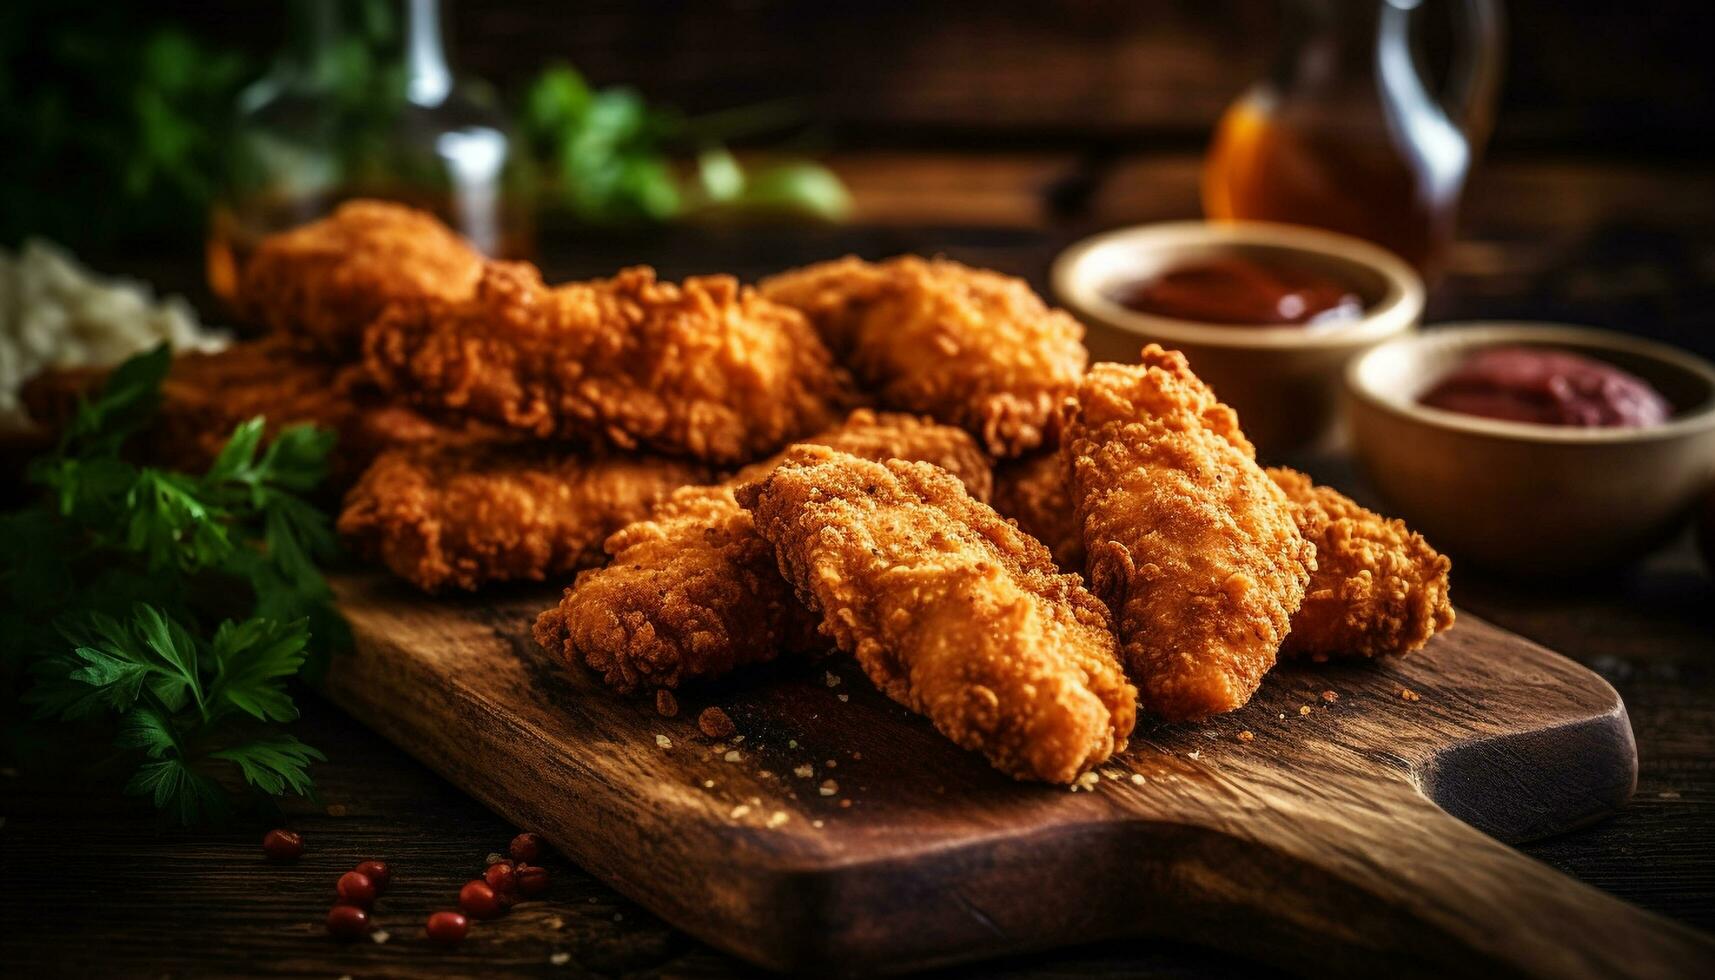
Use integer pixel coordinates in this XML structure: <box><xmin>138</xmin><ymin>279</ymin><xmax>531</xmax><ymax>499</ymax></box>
<box><xmin>322</xmin><ymin>572</ymin><xmax>1712</xmax><ymax>977</ymax></box>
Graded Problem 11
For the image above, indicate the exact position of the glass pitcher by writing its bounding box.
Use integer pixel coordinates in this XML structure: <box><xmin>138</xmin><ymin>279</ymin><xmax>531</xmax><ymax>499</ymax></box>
<box><xmin>1202</xmin><ymin>0</ymin><xmax>1504</xmax><ymax>279</ymax></box>
<box><xmin>207</xmin><ymin>0</ymin><xmax>531</xmax><ymax>308</ymax></box>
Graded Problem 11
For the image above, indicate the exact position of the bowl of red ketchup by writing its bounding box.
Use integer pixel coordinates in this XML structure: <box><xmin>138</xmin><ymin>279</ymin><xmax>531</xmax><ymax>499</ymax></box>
<box><xmin>1053</xmin><ymin>221</ymin><xmax>1424</xmax><ymax>454</ymax></box>
<box><xmin>1347</xmin><ymin>324</ymin><xmax>1715</xmax><ymax>575</ymax></box>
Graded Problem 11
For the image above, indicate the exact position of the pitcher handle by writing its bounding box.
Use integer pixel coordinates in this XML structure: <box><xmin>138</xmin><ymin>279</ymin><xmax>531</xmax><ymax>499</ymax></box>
<box><xmin>1444</xmin><ymin>0</ymin><xmax>1506</xmax><ymax>155</ymax></box>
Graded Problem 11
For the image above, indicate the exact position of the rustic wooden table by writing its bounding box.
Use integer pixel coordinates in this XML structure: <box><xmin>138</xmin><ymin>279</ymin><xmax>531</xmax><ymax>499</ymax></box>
<box><xmin>3</xmin><ymin>153</ymin><xmax>1712</xmax><ymax>977</ymax></box>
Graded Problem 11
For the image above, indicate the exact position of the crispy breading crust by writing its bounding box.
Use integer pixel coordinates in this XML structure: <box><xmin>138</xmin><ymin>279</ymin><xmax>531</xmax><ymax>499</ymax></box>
<box><xmin>736</xmin><ymin>447</ymin><xmax>1135</xmax><ymax>784</ymax></box>
<box><xmin>1267</xmin><ymin>467</ymin><xmax>1455</xmax><ymax>659</ymax></box>
<box><xmin>364</xmin><ymin>262</ymin><xmax>856</xmax><ymax>465</ymax></box>
<box><xmin>340</xmin><ymin>442</ymin><xmax>708</xmax><ymax>593</ymax></box>
<box><xmin>991</xmin><ymin>453</ymin><xmax>1454</xmax><ymax>659</ymax></box>
<box><xmin>533</xmin><ymin>410</ymin><xmax>993</xmax><ymax>693</ymax></box>
<box><xmin>20</xmin><ymin>338</ymin><xmax>462</xmax><ymax>487</ymax></box>
<box><xmin>759</xmin><ymin>256</ymin><xmax>1087</xmax><ymax>458</ymax></box>
<box><xmin>993</xmin><ymin>451</ymin><xmax>1085</xmax><ymax>572</ymax></box>
<box><xmin>1061</xmin><ymin>346</ymin><xmax>1314</xmax><ymax>722</ymax></box>
<box><xmin>237</xmin><ymin>200</ymin><xmax>485</xmax><ymax>356</ymax></box>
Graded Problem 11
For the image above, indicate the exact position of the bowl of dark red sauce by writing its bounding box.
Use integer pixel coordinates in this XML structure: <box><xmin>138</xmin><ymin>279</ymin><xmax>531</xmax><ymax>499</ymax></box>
<box><xmin>1053</xmin><ymin>221</ymin><xmax>1423</xmax><ymax>454</ymax></box>
<box><xmin>1347</xmin><ymin>324</ymin><xmax>1715</xmax><ymax>575</ymax></box>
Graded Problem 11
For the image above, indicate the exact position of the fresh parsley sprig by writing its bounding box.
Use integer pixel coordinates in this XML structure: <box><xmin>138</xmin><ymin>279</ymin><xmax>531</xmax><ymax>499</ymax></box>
<box><xmin>2</xmin><ymin>344</ymin><xmax>344</xmax><ymax>824</ymax></box>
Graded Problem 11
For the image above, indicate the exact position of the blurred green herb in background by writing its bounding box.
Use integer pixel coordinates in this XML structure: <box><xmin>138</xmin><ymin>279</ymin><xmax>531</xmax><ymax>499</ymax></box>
<box><xmin>1</xmin><ymin>347</ymin><xmax>345</xmax><ymax>824</ymax></box>
<box><xmin>0</xmin><ymin>4</ymin><xmax>848</xmax><ymax>253</ymax></box>
<box><xmin>522</xmin><ymin>64</ymin><xmax>850</xmax><ymax>224</ymax></box>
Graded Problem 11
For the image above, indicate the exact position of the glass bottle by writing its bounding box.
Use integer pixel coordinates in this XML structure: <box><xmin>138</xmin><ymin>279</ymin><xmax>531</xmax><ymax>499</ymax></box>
<box><xmin>1202</xmin><ymin>0</ymin><xmax>1503</xmax><ymax>280</ymax></box>
<box><xmin>207</xmin><ymin>0</ymin><xmax>530</xmax><ymax>308</ymax></box>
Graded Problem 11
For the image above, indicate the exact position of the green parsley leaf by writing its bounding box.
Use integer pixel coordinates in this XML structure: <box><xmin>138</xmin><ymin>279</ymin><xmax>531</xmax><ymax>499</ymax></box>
<box><xmin>211</xmin><ymin>735</ymin><xmax>324</xmax><ymax>798</ymax></box>
<box><xmin>208</xmin><ymin>616</ymin><xmax>308</xmax><ymax>723</ymax></box>
<box><xmin>125</xmin><ymin>756</ymin><xmax>229</xmax><ymax>826</ymax></box>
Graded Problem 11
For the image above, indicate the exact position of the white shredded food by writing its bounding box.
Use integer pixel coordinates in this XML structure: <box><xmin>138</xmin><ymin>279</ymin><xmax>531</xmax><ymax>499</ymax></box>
<box><xmin>0</xmin><ymin>239</ymin><xmax>228</xmax><ymax>431</ymax></box>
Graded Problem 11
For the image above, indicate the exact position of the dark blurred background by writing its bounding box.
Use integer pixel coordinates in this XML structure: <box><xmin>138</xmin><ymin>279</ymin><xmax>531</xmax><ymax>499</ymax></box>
<box><xmin>149</xmin><ymin>0</ymin><xmax>1713</xmax><ymax>154</ymax></box>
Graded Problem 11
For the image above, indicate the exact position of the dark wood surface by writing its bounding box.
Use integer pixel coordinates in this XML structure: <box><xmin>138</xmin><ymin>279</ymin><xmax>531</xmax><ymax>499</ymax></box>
<box><xmin>316</xmin><ymin>572</ymin><xmax>1714</xmax><ymax>977</ymax></box>
<box><xmin>3</xmin><ymin>153</ymin><xmax>1714</xmax><ymax>977</ymax></box>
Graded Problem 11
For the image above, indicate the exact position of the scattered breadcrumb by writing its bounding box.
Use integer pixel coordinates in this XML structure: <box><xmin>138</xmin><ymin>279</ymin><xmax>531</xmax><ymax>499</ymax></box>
<box><xmin>1321</xmin><ymin>689</ymin><xmax>1339</xmax><ymax>703</ymax></box>
<box><xmin>1278</xmin><ymin>712</ymin><xmax>1286</xmax><ymax>719</ymax></box>
<box><xmin>767</xmin><ymin>811</ymin><xmax>790</xmax><ymax>828</ymax></box>
<box><xmin>1659</xmin><ymin>790</ymin><xmax>1682</xmax><ymax>799</ymax></box>
<box><xmin>655</xmin><ymin>734</ymin><xmax>672</xmax><ymax>749</ymax></box>
<box><xmin>1071</xmin><ymin>771</ymin><xmax>1101</xmax><ymax>792</ymax></box>
<box><xmin>1101</xmin><ymin>769</ymin><xmax>1120</xmax><ymax>781</ymax></box>
<box><xmin>1237</xmin><ymin>730</ymin><xmax>1254</xmax><ymax>743</ymax></box>
<box><xmin>825</xmin><ymin>672</ymin><xmax>842</xmax><ymax>688</ymax></box>
<box><xmin>1400</xmin><ymin>688</ymin><xmax>1421</xmax><ymax>702</ymax></box>
<box><xmin>788</xmin><ymin>739</ymin><xmax>798</xmax><ymax>749</ymax></box>
<box><xmin>732</xmin><ymin>734</ymin><xmax>746</xmax><ymax>744</ymax></box>
<box><xmin>730</xmin><ymin>804</ymin><xmax>752</xmax><ymax>819</ymax></box>
<box><xmin>486</xmin><ymin>852</ymin><xmax>505</xmax><ymax>866</ymax></box>
<box><xmin>836</xmin><ymin>693</ymin><xmax>849</xmax><ymax>702</ymax></box>
<box><xmin>699</xmin><ymin>707</ymin><xmax>736</xmax><ymax>739</ymax></box>
<box><xmin>812</xmin><ymin>819</ymin><xmax>825</xmax><ymax>828</ymax></box>
<box><xmin>702</xmin><ymin>779</ymin><xmax>715</xmax><ymax>789</ymax></box>
<box><xmin>1298</xmin><ymin>705</ymin><xmax>1312</xmax><ymax>716</ymax></box>
<box><xmin>370</xmin><ymin>930</ymin><xmax>390</xmax><ymax>944</ymax></box>
<box><xmin>550</xmin><ymin>952</ymin><xmax>571</xmax><ymax>966</ymax></box>
<box><xmin>655</xmin><ymin>689</ymin><xmax>678</xmax><ymax>717</ymax></box>
<box><xmin>1187</xmin><ymin>750</ymin><xmax>1200</xmax><ymax>760</ymax></box>
<box><xmin>851</xmin><ymin>751</ymin><xmax>862</xmax><ymax>760</ymax></box>
<box><xmin>547</xmin><ymin>916</ymin><xmax>565</xmax><ymax>930</ymax></box>
<box><xmin>839</xmin><ymin>799</ymin><xmax>853</xmax><ymax>808</ymax></box>
<box><xmin>1130</xmin><ymin>773</ymin><xmax>1145</xmax><ymax>785</ymax></box>
<box><xmin>825</xmin><ymin>759</ymin><xmax>837</xmax><ymax>768</ymax></box>
<box><xmin>819</xmin><ymin>779</ymin><xmax>839</xmax><ymax>797</ymax></box>
<box><xmin>723</xmin><ymin>750</ymin><xmax>741</xmax><ymax>763</ymax></box>
<box><xmin>794</xmin><ymin>764</ymin><xmax>815</xmax><ymax>778</ymax></box>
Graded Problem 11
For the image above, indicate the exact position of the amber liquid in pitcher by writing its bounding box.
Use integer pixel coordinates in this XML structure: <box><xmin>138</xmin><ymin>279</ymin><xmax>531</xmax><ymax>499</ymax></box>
<box><xmin>1202</xmin><ymin>0</ymin><xmax>1499</xmax><ymax>279</ymax></box>
<box><xmin>1203</xmin><ymin>101</ymin><xmax>1462</xmax><ymax>275</ymax></box>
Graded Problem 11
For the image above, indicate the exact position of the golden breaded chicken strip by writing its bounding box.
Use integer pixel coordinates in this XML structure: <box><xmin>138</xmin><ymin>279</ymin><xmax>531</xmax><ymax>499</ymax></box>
<box><xmin>1061</xmin><ymin>346</ymin><xmax>1314</xmax><ymax>722</ymax></box>
<box><xmin>759</xmin><ymin>256</ymin><xmax>1086</xmax><ymax>458</ymax></box>
<box><xmin>340</xmin><ymin>442</ymin><xmax>708</xmax><ymax>593</ymax></box>
<box><xmin>238</xmin><ymin>200</ymin><xmax>485</xmax><ymax>356</ymax></box>
<box><xmin>365</xmin><ymin>262</ymin><xmax>855</xmax><ymax>465</ymax></box>
<box><xmin>736</xmin><ymin>447</ymin><xmax>1135</xmax><ymax>784</ymax></box>
<box><xmin>533</xmin><ymin>410</ymin><xmax>992</xmax><ymax>693</ymax></box>
<box><xmin>993</xmin><ymin>451</ymin><xmax>1085</xmax><ymax>572</ymax></box>
<box><xmin>1267</xmin><ymin>467</ymin><xmax>1454</xmax><ymax>659</ymax></box>
<box><xmin>992</xmin><ymin>454</ymin><xmax>1454</xmax><ymax>660</ymax></box>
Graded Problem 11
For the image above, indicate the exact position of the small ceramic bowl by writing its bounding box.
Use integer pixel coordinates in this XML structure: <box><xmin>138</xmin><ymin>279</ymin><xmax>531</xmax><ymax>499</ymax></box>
<box><xmin>1346</xmin><ymin>323</ymin><xmax>1715</xmax><ymax>576</ymax></box>
<box><xmin>1053</xmin><ymin>221</ymin><xmax>1424</xmax><ymax>454</ymax></box>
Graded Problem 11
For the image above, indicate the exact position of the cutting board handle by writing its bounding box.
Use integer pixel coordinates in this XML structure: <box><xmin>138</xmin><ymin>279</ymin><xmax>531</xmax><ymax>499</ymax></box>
<box><xmin>1168</xmin><ymin>773</ymin><xmax>1715</xmax><ymax>978</ymax></box>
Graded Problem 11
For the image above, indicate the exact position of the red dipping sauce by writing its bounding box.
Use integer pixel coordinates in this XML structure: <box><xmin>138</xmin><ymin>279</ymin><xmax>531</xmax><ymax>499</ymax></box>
<box><xmin>1111</xmin><ymin>255</ymin><xmax>1364</xmax><ymax>327</ymax></box>
<box><xmin>1419</xmin><ymin>346</ymin><xmax>1673</xmax><ymax>428</ymax></box>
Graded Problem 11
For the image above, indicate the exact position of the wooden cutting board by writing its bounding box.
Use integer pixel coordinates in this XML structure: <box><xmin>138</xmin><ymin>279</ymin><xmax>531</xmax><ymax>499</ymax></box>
<box><xmin>324</xmin><ymin>573</ymin><xmax>1715</xmax><ymax>978</ymax></box>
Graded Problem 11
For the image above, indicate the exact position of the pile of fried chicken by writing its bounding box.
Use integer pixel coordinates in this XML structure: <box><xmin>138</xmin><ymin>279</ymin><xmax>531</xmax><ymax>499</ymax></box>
<box><xmin>25</xmin><ymin>201</ymin><xmax>1454</xmax><ymax>786</ymax></box>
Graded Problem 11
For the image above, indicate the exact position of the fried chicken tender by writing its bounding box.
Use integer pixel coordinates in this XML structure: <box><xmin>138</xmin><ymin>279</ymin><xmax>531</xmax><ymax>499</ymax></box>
<box><xmin>993</xmin><ymin>451</ymin><xmax>1085</xmax><ymax>572</ymax></box>
<box><xmin>1061</xmin><ymin>346</ymin><xmax>1314</xmax><ymax>722</ymax></box>
<box><xmin>759</xmin><ymin>256</ymin><xmax>1087</xmax><ymax>459</ymax></box>
<box><xmin>736</xmin><ymin>447</ymin><xmax>1135</xmax><ymax>784</ymax></box>
<box><xmin>236</xmin><ymin>200</ymin><xmax>485</xmax><ymax>356</ymax></box>
<box><xmin>340</xmin><ymin>442</ymin><xmax>708</xmax><ymax>593</ymax></box>
<box><xmin>1267</xmin><ymin>467</ymin><xmax>1454</xmax><ymax>659</ymax></box>
<box><xmin>20</xmin><ymin>338</ymin><xmax>463</xmax><ymax>487</ymax></box>
<box><xmin>533</xmin><ymin>410</ymin><xmax>992</xmax><ymax>693</ymax></box>
<box><xmin>364</xmin><ymin>261</ymin><xmax>855</xmax><ymax>465</ymax></box>
<box><xmin>993</xmin><ymin>452</ymin><xmax>1455</xmax><ymax>660</ymax></box>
